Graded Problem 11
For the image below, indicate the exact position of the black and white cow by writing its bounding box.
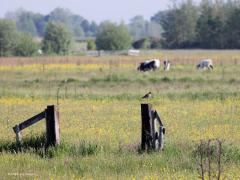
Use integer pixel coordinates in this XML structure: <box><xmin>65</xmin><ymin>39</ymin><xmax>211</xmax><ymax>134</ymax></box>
<box><xmin>197</xmin><ymin>59</ymin><xmax>213</xmax><ymax>70</ymax></box>
<box><xmin>137</xmin><ymin>59</ymin><xmax>160</xmax><ymax>72</ymax></box>
<box><xmin>163</xmin><ymin>60</ymin><xmax>171</xmax><ymax>71</ymax></box>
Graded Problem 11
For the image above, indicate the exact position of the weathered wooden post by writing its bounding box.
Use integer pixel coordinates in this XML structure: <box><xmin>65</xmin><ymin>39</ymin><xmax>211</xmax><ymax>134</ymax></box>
<box><xmin>151</xmin><ymin>110</ymin><xmax>157</xmax><ymax>150</ymax></box>
<box><xmin>13</xmin><ymin>110</ymin><xmax>45</xmax><ymax>150</ymax></box>
<box><xmin>46</xmin><ymin>105</ymin><xmax>60</xmax><ymax>147</ymax></box>
<box><xmin>141</xmin><ymin>104</ymin><xmax>152</xmax><ymax>150</ymax></box>
<box><xmin>154</xmin><ymin>110</ymin><xmax>165</xmax><ymax>151</ymax></box>
<box><xmin>12</xmin><ymin>105</ymin><xmax>60</xmax><ymax>150</ymax></box>
<box><xmin>141</xmin><ymin>104</ymin><xmax>165</xmax><ymax>151</ymax></box>
<box><xmin>159</xmin><ymin>126</ymin><xmax>165</xmax><ymax>151</ymax></box>
<box><xmin>13</xmin><ymin>125</ymin><xmax>22</xmax><ymax>151</ymax></box>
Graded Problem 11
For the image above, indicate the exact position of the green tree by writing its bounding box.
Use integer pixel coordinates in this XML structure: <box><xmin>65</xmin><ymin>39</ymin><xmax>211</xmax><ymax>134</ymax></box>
<box><xmin>89</xmin><ymin>21</ymin><xmax>98</xmax><ymax>37</ymax></box>
<box><xmin>132</xmin><ymin>37</ymin><xmax>161</xmax><ymax>49</ymax></box>
<box><xmin>225</xmin><ymin>8</ymin><xmax>240</xmax><ymax>48</ymax></box>
<box><xmin>14</xmin><ymin>33</ymin><xmax>39</xmax><ymax>56</ymax></box>
<box><xmin>152</xmin><ymin>0</ymin><xmax>198</xmax><ymax>48</ymax></box>
<box><xmin>196</xmin><ymin>0</ymin><xmax>225</xmax><ymax>48</ymax></box>
<box><xmin>0</xmin><ymin>19</ymin><xmax>18</xmax><ymax>56</ymax></box>
<box><xmin>129</xmin><ymin>16</ymin><xmax>147</xmax><ymax>40</ymax></box>
<box><xmin>96</xmin><ymin>22</ymin><xmax>132</xmax><ymax>50</ymax></box>
<box><xmin>47</xmin><ymin>8</ymin><xmax>72</xmax><ymax>24</ymax></box>
<box><xmin>145</xmin><ymin>21</ymin><xmax>162</xmax><ymax>40</ymax></box>
<box><xmin>141</xmin><ymin>38</ymin><xmax>151</xmax><ymax>49</ymax></box>
<box><xmin>47</xmin><ymin>8</ymin><xmax>85</xmax><ymax>38</ymax></box>
<box><xmin>5</xmin><ymin>9</ymin><xmax>45</xmax><ymax>37</ymax></box>
<box><xmin>87</xmin><ymin>39</ymin><xmax>96</xmax><ymax>50</ymax></box>
<box><xmin>5</xmin><ymin>8</ymin><xmax>98</xmax><ymax>39</ymax></box>
<box><xmin>129</xmin><ymin>16</ymin><xmax>162</xmax><ymax>41</ymax></box>
<box><xmin>33</xmin><ymin>13</ymin><xmax>46</xmax><ymax>37</ymax></box>
<box><xmin>42</xmin><ymin>22</ymin><xmax>72</xmax><ymax>55</ymax></box>
<box><xmin>16</xmin><ymin>11</ymin><xmax>38</xmax><ymax>36</ymax></box>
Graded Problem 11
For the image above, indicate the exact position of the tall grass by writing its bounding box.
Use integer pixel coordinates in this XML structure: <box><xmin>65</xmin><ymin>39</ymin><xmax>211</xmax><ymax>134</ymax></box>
<box><xmin>0</xmin><ymin>51</ymin><xmax>239</xmax><ymax>178</ymax></box>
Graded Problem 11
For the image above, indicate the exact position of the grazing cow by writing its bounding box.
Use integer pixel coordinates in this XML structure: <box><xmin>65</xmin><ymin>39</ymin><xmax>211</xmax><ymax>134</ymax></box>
<box><xmin>163</xmin><ymin>60</ymin><xmax>171</xmax><ymax>71</ymax></box>
<box><xmin>197</xmin><ymin>59</ymin><xmax>213</xmax><ymax>70</ymax></box>
<box><xmin>137</xmin><ymin>59</ymin><xmax>160</xmax><ymax>72</ymax></box>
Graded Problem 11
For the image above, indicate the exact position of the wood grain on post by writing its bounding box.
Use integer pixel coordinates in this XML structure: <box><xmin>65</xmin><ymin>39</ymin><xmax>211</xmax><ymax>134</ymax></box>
<box><xmin>155</xmin><ymin>111</ymin><xmax>165</xmax><ymax>151</ymax></box>
<box><xmin>151</xmin><ymin>110</ymin><xmax>156</xmax><ymax>149</ymax></box>
<box><xmin>141</xmin><ymin>104</ymin><xmax>152</xmax><ymax>150</ymax></box>
<box><xmin>159</xmin><ymin>126</ymin><xmax>164</xmax><ymax>151</ymax></box>
<box><xmin>46</xmin><ymin>105</ymin><xmax>60</xmax><ymax>146</ymax></box>
<box><xmin>16</xmin><ymin>111</ymin><xmax>45</xmax><ymax>131</ymax></box>
<box><xmin>140</xmin><ymin>105</ymin><xmax>165</xmax><ymax>151</ymax></box>
<box><xmin>13</xmin><ymin>125</ymin><xmax>22</xmax><ymax>151</ymax></box>
<box><xmin>13</xmin><ymin>125</ymin><xmax>21</xmax><ymax>143</ymax></box>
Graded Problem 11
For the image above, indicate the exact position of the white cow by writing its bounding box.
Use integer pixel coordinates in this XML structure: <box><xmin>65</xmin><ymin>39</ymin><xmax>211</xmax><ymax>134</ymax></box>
<box><xmin>137</xmin><ymin>59</ymin><xmax>160</xmax><ymax>72</ymax></box>
<box><xmin>163</xmin><ymin>60</ymin><xmax>171</xmax><ymax>71</ymax></box>
<box><xmin>197</xmin><ymin>59</ymin><xmax>213</xmax><ymax>70</ymax></box>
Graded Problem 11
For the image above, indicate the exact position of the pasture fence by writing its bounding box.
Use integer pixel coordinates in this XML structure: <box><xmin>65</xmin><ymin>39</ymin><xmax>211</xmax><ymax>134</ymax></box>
<box><xmin>12</xmin><ymin>103</ymin><xmax>166</xmax><ymax>153</ymax></box>
<box><xmin>13</xmin><ymin>105</ymin><xmax>60</xmax><ymax>149</ymax></box>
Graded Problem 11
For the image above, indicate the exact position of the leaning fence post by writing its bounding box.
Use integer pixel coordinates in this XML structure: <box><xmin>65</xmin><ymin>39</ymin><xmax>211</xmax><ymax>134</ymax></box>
<box><xmin>46</xmin><ymin>105</ymin><xmax>60</xmax><ymax>147</ymax></box>
<box><xmin>159</xmin><ymin>126</ymin><xmax>164</xmax><ymax>151</ymax></box>
<box><xmin>154</xmin><ymin>110</ymin><xmax>165</xmax><ymax>151</ymax></box>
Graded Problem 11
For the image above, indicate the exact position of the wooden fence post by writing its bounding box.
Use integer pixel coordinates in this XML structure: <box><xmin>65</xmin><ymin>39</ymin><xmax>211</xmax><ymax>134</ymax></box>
<box><xmin>159</xmin><ymin>126</ymin><xmax>164</xmax><ymax>151</ymax></box>
<box><xmin>141</xmin><ymin>104</ymin><xmax>152</xmax><ymax>150</ymax></box>
<box><xmin>141</xmin><ymin>104</ymin><xmax>165</xmax><ymax>151</ymax></box>
<box><xmin>151</xmin><ymin>110</ymin><xmax>157</xmax><ymax>149</ymax></box>
<box><xmin>155</xmin><ymin>111</ymin><xmax>166</xmax><ymax>151</ymax></box>
<box><xmin>13</xmin><ymin>125</ymin><xmax>22</xmax><ymax>151</ymax></box>
<box><xmin>46</xmin><ymin>105</ymin><xmax>60</xmax><ymax>146</ymax></box>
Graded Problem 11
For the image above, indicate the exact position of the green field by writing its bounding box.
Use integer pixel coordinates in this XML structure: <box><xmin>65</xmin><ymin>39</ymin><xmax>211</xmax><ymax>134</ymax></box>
<box><xmin>0</xmin><ymin>50</ymin><xmax>240</xmax><ymax>179</ymax></box>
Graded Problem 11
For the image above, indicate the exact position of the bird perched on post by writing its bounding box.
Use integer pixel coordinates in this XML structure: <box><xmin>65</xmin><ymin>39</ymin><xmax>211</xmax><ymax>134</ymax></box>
<box><xmin>142</xmin><ymin>92</ymin><xmax>152</xmax><ymax>99</ymax></box>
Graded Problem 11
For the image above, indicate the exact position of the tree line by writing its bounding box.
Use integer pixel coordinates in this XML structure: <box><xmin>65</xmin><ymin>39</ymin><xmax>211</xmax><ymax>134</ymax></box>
<box><xmin>5</xmin><ymin>8</ymin><xmax>98</xmax><ymax>38</ymax></box>
<box><xmin>4</xmin><ymin>7</ymin><xmax>161</xmax><ymax>41</ymax></box>
<box><xmin>0</xmin><ymin>19</ymin><xmax>82</xmax><ymax>56</ymax></box>
<box><xmin>0</xmin><ymin>19</ymin><xmax>134</xmax><ymax>56</ymax></box>
<box><xmin>0</xmin><ymin>0</ymin><xmax>240</xmax><ymax>57</ymax></box>
<box><xmin>152</xmin><ymin>0</ymin><xmax>240</xmax><ymax>49</ymax></box>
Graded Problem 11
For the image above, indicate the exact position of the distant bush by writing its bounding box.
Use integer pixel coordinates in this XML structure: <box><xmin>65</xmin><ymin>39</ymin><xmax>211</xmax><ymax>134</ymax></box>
<box><xmin>14</xmin><ymin>33</ymin><xmax>39</xmax><ymax>56</ymax></box>
<box><xmin>0</xmin><ymin>19</ymin><xmax>18</xmax><ymax>56</ymax></box>
<box><xmin>87</xmin><ymin>39</ymin><xmax>96</xmax><ymax>50</ymax></box>
<box><xmin>96</xmin><ymin>22</ymin><xmax>132</xmax><ymax>50</ymax></box>
<box><xmin>132</xmin><ymin>37</ymin><xmax>161</xmax><ymax>49</ymax></box>
<box><xmin>42</xmin><ymin>22</ymin><xmax>72</xmax><ymax>55</ymax></box>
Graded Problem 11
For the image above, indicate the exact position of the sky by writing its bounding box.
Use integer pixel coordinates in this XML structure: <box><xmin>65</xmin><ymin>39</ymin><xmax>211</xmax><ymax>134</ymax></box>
<box><xmin>0</xmin><ymin>0</ymin><xmax>170</xmax><ymax>23</ymax></box>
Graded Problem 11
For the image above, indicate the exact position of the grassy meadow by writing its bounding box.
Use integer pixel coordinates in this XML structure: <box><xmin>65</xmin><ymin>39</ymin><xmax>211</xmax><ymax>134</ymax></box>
<box><xmin>0</xmin><ymin>50</ymin><xmax>240</xmax><ymax>179</ymax></box>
